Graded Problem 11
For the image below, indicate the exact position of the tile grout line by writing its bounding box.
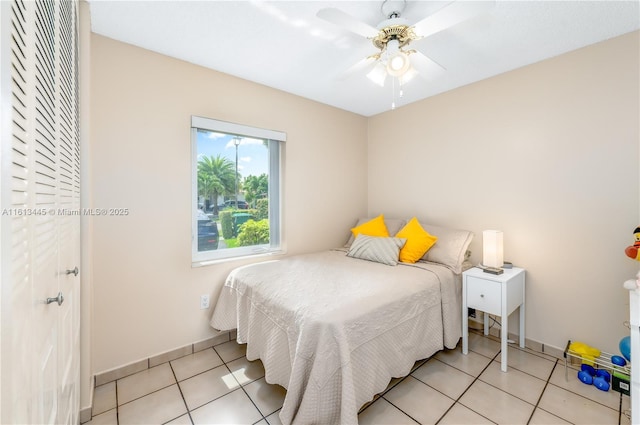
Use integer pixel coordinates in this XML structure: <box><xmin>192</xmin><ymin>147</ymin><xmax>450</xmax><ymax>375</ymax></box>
<box><xmin>523</xmin><ymin>356</ymin><xmax>624</xmax><ymax>423</ymax></box>
<box><xmin>525</xmin><ymin>358</ymin><xmax>558</xmax><ymax>425</ymax></box>
<box><xmin>167</xmin><ymin>359</ymin><xmax>195</xmax><ymax>425</ymax></box>
<box><xmin>551</xmin><ymin>361</ymin><xmax>630</xmax><ymax>413</ymax></box>
<box><xmin>362</xmin><ymin>347</ymin><xmax>497</xmax><ymax>420</ymax></box>
<box><xmin>465</xmin><ymin>351</ymin><xmax>575</xmax><ymax>423</ymax></box>
<box><xmin>91</xmin><ymin>341</ymin><xmax>252</xmax><ymax>424</ymax></box>
<box><xmin>451</xmin><ymin>344</ymin><xmax>628</xmax><ymax>424</ymax></box>
<box><xmin>357</xmin><ymin>357</ymin><xmax>433</xmax><ymax>416</ymax></box>
<box><xmin>173</xmin><ymin>342</ymin><xmax>267</xmax><ymax>421</ymax></box>
<box><xmin>618</xmin><ymin>391</ymin><xmax>623</xmax><ymax>425</ymax></box>
<box><xmin>115</xmin><ymin>378</ymin><xmax>120</xmax><ymax>425</ymax></box>
<box><xmin>432</xmin><ymin>348</ymin><xmax>501</xmax><ymax>424</ymax></box>
<box><xmin>430</xmin><ymin>340</ymin><xmax>564</xmax><ymax>422</ymax></box>
<box><xmin>220</xmin><ymin>359</ymin><xmax>268</xmax><ymax>425</ymax></box>
<box><xmin>171</xmin><ymin>348</ymin><xmax>225</xmax><ymax>384</ymax></box>
<box><xmin>377</xmin><ymin>348</ymin><xmax>500</xmax><ymax>424</ymax></box>
<box><xmin>380</xmin><ymin>399</ymin><xmax>422</xmax><ymax>425</ymax></box>
<box><xmin>96</xmin><ymin>336</ymin><xmax>629</xmax><ymax>424</ymax></box>
<box><xmin>170</xmin><ymin>346</ymin><xmax>244</xmax><ymax>414</ymax></box>
<box><xmin>124</xmin><ymin>345</ymin><xmax>252</xmax><ymax>421</ymax></box>
<box><xmin>112</xmin><ymin>365</ymin><xmax>178</xmax><ymax>412</ymax></box>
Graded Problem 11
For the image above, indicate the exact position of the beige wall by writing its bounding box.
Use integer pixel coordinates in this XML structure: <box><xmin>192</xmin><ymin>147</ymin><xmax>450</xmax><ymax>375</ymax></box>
<box><xmin>90</xmin><ymin>34</ymin><xmax>368</xmax><ymax>372</ymax></box>
<box><xmin>91</xmin><ymin>30</ymin><xmax>639</xmax><ymax>374</ymax></box>
<box><xmin>368</xmin><ymin>31</ymin><xmax>640</xmax><ymax>353</ymax></box>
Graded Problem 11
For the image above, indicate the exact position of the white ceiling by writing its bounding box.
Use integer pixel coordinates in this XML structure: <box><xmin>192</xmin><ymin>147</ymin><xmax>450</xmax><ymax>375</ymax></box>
<box><xmin>87</xmin><ymin>0</ymin><xmax>640</xmax><ymax>117</ymax></box>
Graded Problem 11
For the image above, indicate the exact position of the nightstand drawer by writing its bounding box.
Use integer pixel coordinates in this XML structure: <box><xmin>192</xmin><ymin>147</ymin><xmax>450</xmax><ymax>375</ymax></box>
<box><xmin>466</xmin><ymin>276</ymin><xmax>501</xmax><ymax>315</ymax></box>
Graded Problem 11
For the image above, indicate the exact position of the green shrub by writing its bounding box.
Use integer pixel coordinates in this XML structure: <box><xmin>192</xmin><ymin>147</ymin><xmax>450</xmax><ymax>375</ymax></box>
<box><xmin>237</xmin><ymin>219</ymin><xmax>270</xmax><ymax>246</ymax></box>
<box><xmin>255</xmin><ymin>199</ymin><xmax>268</xmax><ymax>220</ymax></box>
<box><xmin>220</xmin><ymin>211</ymin><xmax>233</xmax><ymax>240</ymax></box>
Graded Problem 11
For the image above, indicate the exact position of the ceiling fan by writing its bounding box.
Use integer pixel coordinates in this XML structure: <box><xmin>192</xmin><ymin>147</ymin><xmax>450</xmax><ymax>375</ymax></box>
<box><xmin>317</xmin><ymin>0</ymin><xmax>494</xmax><ymax>94</ymax></box>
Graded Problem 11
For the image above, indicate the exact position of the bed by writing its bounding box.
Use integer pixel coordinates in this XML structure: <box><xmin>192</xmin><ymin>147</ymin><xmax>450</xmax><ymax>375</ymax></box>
<box><xmin>210</xmin><ymin>216</ymin><xmax>473</xmax><ymax>425</ymax></box>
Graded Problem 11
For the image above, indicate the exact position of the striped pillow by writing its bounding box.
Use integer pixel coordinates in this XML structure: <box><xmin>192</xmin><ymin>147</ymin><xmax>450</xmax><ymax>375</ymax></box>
<box><xmin>347</xmin><ymin>235</ymin><xmax>406</xmax><ymax>266</ymax></box>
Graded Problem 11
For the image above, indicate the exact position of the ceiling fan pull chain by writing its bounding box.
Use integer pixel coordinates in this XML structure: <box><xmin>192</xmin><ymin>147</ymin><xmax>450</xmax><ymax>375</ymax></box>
<box><xmin>391</xmin><ymin>76</ymin><xmax>396</xmax><ymax>110</ymax></box>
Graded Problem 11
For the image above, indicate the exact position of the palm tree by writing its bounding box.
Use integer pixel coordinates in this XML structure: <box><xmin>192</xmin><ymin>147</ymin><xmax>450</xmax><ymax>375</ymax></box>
<box><xmin>243</xmin><ymin>174</ymin><xmax>268</xmax><ymax>207</ymax></box>
<box><xmin>198</xmin><ymin>155</ymin><xmax>237</xmax><ymax>215</ymax></box>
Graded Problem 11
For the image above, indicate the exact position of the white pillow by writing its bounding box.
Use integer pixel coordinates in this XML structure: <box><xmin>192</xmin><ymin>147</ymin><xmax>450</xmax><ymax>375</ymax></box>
<box><xmin>347</xmin><ymin>235</ymin><xmax>406</xmax><ymax>266</ymax></box>
<box><xmin>419</xmin><ymin>223</ymin><xmax>474</xmax><ymax>274</ymax></box>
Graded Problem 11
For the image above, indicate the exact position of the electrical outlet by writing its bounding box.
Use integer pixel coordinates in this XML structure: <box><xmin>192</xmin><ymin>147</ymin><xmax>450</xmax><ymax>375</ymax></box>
<box><xmin>200</xmin><ymin>294</ymin><xmax>210</xmax><ymax>310</ymax></box>
<box><xmin>468</xmin><ymin>310</ymin><xmax>484</xmax><ymax>330</ymax></box>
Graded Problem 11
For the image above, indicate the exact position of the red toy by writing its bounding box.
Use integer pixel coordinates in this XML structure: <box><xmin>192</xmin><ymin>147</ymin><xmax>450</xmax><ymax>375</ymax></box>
<box><xmin>625</xmin><ymin>226</ymin><xmax>640</xmax><ymax>261</ymax></box>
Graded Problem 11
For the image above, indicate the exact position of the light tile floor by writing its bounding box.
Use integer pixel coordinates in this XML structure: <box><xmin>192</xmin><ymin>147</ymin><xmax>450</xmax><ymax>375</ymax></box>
<box><xmin>85</xmin><ymin>330</ymin><xmax>631</xmax><ymax>424</ymax></box>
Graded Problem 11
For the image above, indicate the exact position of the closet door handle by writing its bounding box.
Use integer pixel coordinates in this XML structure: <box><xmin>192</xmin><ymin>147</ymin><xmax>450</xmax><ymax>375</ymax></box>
<box><xmin>66</xmin><ymin>266</ymin><xmax>79</xmax><ymax>276</ymax></box>
<box><xmin>46</xmin><ymin>292</ymin><xmax>64</xmax><ymax>306</ymax></box>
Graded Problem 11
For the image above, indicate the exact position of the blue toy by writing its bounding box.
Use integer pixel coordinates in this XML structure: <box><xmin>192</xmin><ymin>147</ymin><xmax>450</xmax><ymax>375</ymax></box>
<box><xmin>620</xmin><ymin>336</ymin><xmax>631</xmax><ymax>361</ymax></box>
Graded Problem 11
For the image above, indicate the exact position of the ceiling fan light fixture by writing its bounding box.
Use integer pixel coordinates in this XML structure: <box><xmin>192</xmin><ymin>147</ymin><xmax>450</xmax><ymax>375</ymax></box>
<box><xmin>399</xmin><ymin>66</ymin><xmax>417</xmax><ymax>85</ymax></box>
<box><xmin>386</xmin><ymin>38</ymin><xmax>400</xmax><ymax>55</ymax></box>
<box><xmin>386</xmin><ymin>51</ymin><xmax>411</xmax><ymax>77</ymax></box>
<box><xmin>366</xmin><ymin>62</ymin><xmax>387</xmax><ymax>87</ymax></box>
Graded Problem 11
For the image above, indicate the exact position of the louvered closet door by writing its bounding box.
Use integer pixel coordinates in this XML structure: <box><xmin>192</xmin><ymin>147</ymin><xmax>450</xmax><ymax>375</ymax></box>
<box><xmin>55</xmin><ymin>1</ymin><xmax>81</xmax><ymax>423</ymax></box>
<box><xmin>2</xmin><ymin>0</ymin><xmax>81</xmax><ymax>423</ymax></box>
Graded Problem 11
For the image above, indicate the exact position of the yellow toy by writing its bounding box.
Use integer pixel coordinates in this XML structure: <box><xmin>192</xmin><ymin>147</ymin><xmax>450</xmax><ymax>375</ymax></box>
<box><xmin>625</xmin><ymin>226</ymin><xmax>640</xmax><ymax>261</ymax></box>
<box><xmin>569</xmin><ymin>341</ymin><xmax>601</xmax><ymax>366</ymax></box>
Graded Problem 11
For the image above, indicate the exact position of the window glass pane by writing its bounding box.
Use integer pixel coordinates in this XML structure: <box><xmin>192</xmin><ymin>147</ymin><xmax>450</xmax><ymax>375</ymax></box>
<box><xmin>192</xmin><ymin>118</ymin><xmax>282</xmax><ymax>263</ymax></box>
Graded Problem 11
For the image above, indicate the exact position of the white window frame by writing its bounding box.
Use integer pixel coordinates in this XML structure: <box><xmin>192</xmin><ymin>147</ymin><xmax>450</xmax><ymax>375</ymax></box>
<box><xmin>191</xmin><ymin>116</ymin><xmax>285</xmax><ymax>265</ymax></box>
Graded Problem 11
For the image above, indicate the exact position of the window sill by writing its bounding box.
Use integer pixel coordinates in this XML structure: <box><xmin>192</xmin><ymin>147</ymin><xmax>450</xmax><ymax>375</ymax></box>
<box><xmin>191</xmin><ymin>249</ymin><xmax>286</xmax><ymax>268</ymax></box>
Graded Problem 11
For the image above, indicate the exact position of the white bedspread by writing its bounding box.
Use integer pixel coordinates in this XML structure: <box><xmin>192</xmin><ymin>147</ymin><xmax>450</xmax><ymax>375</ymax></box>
<box><xmin>210</xmin><ymin>249</ymin><xmax>462</xmax><ymax>425</ymax></box>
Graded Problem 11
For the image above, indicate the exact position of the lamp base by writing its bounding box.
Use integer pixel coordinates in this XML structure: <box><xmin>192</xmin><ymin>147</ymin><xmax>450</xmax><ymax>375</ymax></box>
<box><xmin>483</xmin><ymin>266</ymin><xmax>504</xmax><ymax>275</ymax></box>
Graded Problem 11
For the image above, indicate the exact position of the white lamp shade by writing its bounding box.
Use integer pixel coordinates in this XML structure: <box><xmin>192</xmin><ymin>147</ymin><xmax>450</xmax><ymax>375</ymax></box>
<box><xmin>483</xmin><ymin>230</ymin><xmax>504</xmax><ymax>268</ymax></box>
<box><xmin>399</xmin><ymin>66</ymin><xmax>417</xmax><ymax>85</ymax></box>
<box><xmin>366</xmin><ymin>62</ymin><xmax>387</xmax><ymax>87</ymax></box>
<box><xmin>386</xmin><ymin>51</ymin><xmax>411</xmax><ymax>77</ymax></box>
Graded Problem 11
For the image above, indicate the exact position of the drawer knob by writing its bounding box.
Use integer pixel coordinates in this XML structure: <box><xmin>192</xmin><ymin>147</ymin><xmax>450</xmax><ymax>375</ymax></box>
<box><xmin>480</xmin><ymin>294</ymin><xmax>484</xmax><ymax>298</ymax></box>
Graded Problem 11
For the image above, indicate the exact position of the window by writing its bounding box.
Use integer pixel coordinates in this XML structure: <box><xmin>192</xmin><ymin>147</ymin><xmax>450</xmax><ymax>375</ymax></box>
<box><xmin>191</xmin><ymin>116</ymin><xmax>285</xmax><ymax>264</ymax></box>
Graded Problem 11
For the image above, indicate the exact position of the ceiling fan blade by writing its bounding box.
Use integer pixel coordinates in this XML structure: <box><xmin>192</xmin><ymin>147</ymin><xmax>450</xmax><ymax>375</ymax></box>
<box><xmin>410</xmin><ymin>51</ymin><xmax>446</xmax><ymax>80</ymax></box>
<box><xmin>412</xmin><ymin>1</ymin><xmax>495</xmax><ymax>39</ymax></box>
<box><xmin>316</xmin><ymin>8</ymin><xmax>379</xmax><ymax>39</ymax></box>
<box><xmin>337</xmin><ymin>56</ymin><xmax>378</xmax><ymax>80</ymax></box>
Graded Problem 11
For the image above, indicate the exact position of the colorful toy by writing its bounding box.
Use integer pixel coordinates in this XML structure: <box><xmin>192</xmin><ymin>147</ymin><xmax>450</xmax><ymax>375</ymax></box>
<box><xmin>624</xmin><ymin>226</ymin><xmax>640</xmax><ymax>261</ymax></box>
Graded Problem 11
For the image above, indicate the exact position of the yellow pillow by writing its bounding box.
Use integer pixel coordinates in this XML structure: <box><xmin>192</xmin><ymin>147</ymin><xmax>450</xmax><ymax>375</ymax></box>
<box><xmin>395</xmin><ymin>217</ymin><xmax>438</xmax><ymax>263</ymax></box>
<box><xmin>351</xmin><ymin>214</ymin><xmax>389</xmax><ymax>239</ymax></box>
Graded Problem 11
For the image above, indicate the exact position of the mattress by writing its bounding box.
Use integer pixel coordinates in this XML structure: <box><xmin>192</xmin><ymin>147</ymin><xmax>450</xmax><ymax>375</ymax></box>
<box><xmin>210</xmin><ymin>249</ymin><xmax>462</xmax><ymax>425</ymax></box>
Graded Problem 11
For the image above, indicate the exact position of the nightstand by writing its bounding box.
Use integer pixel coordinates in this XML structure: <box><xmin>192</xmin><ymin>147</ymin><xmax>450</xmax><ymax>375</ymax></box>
<box><xmin>462</xmin><ymin>266</ymin><xmax>526</xmax><ymax>372</ymax></box>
